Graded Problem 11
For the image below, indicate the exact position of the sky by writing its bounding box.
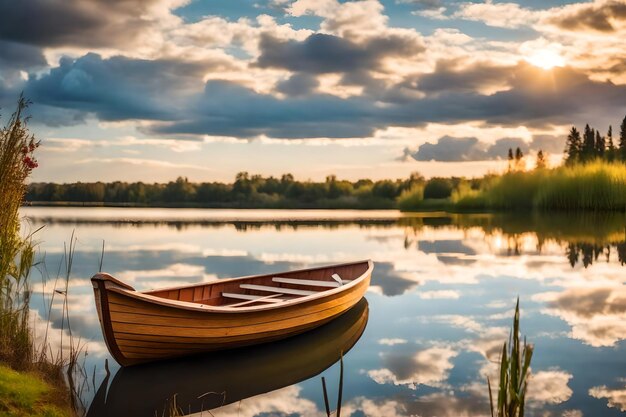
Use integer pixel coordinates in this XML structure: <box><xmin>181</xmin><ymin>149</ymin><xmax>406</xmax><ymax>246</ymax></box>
<box><xmin>1</xmin><ymin>0</ymin><xmax>626</xmax><ymax>183</ymax></box>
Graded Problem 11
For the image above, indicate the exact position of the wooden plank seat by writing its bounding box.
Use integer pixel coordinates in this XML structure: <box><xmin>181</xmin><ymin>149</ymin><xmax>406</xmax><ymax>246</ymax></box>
<box><xmin>222</xmin><ymin>292</ymin><xmax>285</xmax><ymax>303</ymax></box>
<box><xmin>239</xmin><ymin>284</ymin><xmax>316</xmax><ymax>296</ymax></box>
<box><xmin>225</xmin><ymin>293</ymin><xmax>285</xmax><ymax>307</ymax></box>
<box><xmin>272</xmin><ymin>276</ymin><xmax>352</xmax><ymax>288</ymax></box>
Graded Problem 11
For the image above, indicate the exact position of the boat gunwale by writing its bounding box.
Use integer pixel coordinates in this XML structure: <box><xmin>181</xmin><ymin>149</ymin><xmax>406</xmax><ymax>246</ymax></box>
<box><xmin>93</xmin><ymin>259</ymin><xmax>373</xmax><ymax>314</ymax></box>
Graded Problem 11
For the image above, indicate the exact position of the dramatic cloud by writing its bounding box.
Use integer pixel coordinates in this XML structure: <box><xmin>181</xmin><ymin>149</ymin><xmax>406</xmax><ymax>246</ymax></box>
<box><xmin>276</xmin><ymin>73</ymin><xmax>319</xmax><ymax>97</ymax></box>
<box><xmin>368</xmin><ymin>346</ymin><xmax>457</xmax><ymax>388</ymax></box>
<box><xmin>410</xmin><ymin>136</ymin><xmax>533</xmax><ymax>162</ymax></box>
<box><xmin>414</xmin><ymin>60</ymin><xmax>512</xmax><ymax>95</ymax></box>
<box><xmin>0</xmin><ymin>40</ymin><xmax>46</xmax><ymax>81</ymax></box>
<box><xmin>546</xmin><ymin>0</ymin><xmax>626</xmax><ymax>33</ymax></box>
<box><xmin>150</xmin><ymin>80</ymin><xmax>378</xmax><ymax>138</ymax></box>
<box><xmin>455</xmin><ymin>1</ymin><xmax>540</xmax><ymax>28</ymax></box>
<box><xmin>256</xmin><ymin>32</ymin><xmax>424</xmax><ymax>74</ymax></box>
<box><xmin>589</xmin><ymin>383</ymin><xmax>626</xmax><ymax>412</ymax></box>
<box><xmin>0</xmin><ymin>0</ymin><xmax>186</xmax><ymax>48</ymax></box>
<box><xmin>24</xmin><ymin>53</ymin><xmax>214</xmax><ymax>122</ymax></box>
<box><xmin>541</xmin><ymin>286</ymin><xmax>626</xmax><ymax>347</ymax></box>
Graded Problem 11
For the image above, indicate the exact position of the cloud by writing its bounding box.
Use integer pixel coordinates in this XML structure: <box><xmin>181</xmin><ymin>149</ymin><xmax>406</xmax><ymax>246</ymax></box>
<box><xmin>530</xmin><ymin>134</ymin><xmax>567</xmax><ymax>154</ymax></box>
<box><xmin>0</xmin><ymin>0</ymin><xmax>187</xmax><ymax>48</ymax></box>
<box><xmin>454</xmin><ymin>1</ymin><xmax>541</xmax><ymax>29</ymax></box>
<box><xmin>414</xmin><ymin>60</ymin><xmax>512</xmax><ymax>95</ymax></box>
<box><xmin>409</xmin><ymin>136</ymin><xmax>532</xmax><ymax>162</ymax></box>
<box><xmin>418</xmin><ymin>290</ymin><xmax>460</xmax><ymax>299</ymax></box>
<box><xmin>150</xmin><ymin>79</ymin><xmax>378</xmax><ymax>138</ymax></box>
<box><xmin>368</xmin><ymin>346</ymin><xmax>458</xmax><ymax>388</ymax></box>
<box><xmin>527</xmin><ymin>370</ymin><xmax>573</xmax><ymax>405</ymax></box>
<box><xmin>24</xmin><ymin>53</ymin><xmax>213</xmax><ymax>122</ymax></box>
<box><xmin>545</xmin><ymin>0</ymin><xmax>626</xmax><ymax>33</ymax></box>
<box><xmin>378</xmin><ymin>338</ymin><xmax>408</xmax><ymax>346</ymax></box>
<box><xmin>540</xmin><ymin>286</ymin><xmax>626</xmax><ymax>347</ymax></box>
<box><xmin>589</xmin><ymin>383</ymin><xmax>626</xmax><ymax>412</ymax></box>
<box><xmin>0</xmin><ymin>40</ymin><xmax>46</xmax><ymax>82</ymax></box>
<box><xmin>411</xmin><ymin>136</ymin><xmax>485</xmax><ymax>162</ymax></box>
<box><xmin>256</xmin><ymin>32</ymin><xmax>424</xmax><ymax>74</ymax></box>
<box><xmin>276</xmin><ymin>73</ymin><xmax>319</xmax><ymax>97</ymax></box>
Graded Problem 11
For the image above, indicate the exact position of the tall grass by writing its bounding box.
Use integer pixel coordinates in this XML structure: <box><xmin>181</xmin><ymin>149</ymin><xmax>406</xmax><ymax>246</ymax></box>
<box><xmin>401</xmin><ymin>160</ymin><xmax>626</xmax><ymax>212</ymax></box>
<box><xmin>534</xmin><ymin>161</ymin><xmax>626</xmax><ymax>210</ymax></box>
<box><xmin>0</xmin><ymin>96</ymin><xmax>40</xmax><ymax>369</ymax></box>
<box><xmin>396</xmin><ymin>184</ymin><xmax>424</xmax><ymax>211</ymax></box>
<box><xmin>488</xmin><ymin>299</ymin><xmax>533</xmax><ymax>417</ymax></box>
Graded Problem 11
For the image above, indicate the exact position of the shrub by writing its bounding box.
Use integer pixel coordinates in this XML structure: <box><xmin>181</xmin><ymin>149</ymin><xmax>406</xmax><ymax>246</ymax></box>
<box><xmin>424</xmin><ymin>178</ymin><xmax>453</xmax><ymax>199</ymax></box>
<box><xmin>396</xmin><ymin>184</ymin><xmax>424</xmax><ymax>211</ymax></box>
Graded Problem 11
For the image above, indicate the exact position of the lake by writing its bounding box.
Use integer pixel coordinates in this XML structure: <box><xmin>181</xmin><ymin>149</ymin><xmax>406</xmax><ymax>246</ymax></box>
<box><xmin>21</xmin><ymin>207</ymin><xmax>626</xmax><ymax>416</ymax></box>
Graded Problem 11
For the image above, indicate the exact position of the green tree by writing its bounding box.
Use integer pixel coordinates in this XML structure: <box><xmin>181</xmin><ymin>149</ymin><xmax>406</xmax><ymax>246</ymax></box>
<box><xmin>620</xmin><ymin>115</ymin><xmax>626</xmax><ymax>161</ymax></box>
<box><xmin>581</xmin><ymin>124</ymin><xmax>595</xmax><ymax>162</ymax></box>
<box><xmin>564</xmin><ymin>126</ymin><xmax>581</xmax><ymax>164</ymax></box>
<box><xmin>163</xmin><ymin>177</ymin><xmax>196</xmax><ymax>202</ymax></box>
<box><xmin>535</xmin><ymin>150</ymin><xmax>547</xmax><ymax>169</ymax></box>
<box><xmin>595</xmin><ymin>130</ymin><xmax>605</xmax><ymax>158</ymax></box>
<box><xmin>424</xmin><ymin>177</ymin><xmax>453</xmax><ymax>199</ymax></box>
<box><xmin>514</xmin><ymin>147</ymin><xmax>524</xmax><ymax>171</ymax></box>
<box><xmin>233</xmin><ymin>172</ymin><xmax>253</xmax><ymax>197</ymax></box>
<box><xmin>606</xmin><ymin>125</ymin><xmax>615</xmax><ymax>162</ymax></box>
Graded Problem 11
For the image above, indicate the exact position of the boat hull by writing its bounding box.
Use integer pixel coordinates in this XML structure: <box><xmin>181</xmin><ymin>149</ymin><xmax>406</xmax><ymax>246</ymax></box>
<box><xmin>92</xmin><ymin>261</ymin><xmax>372</xmax><ymax>366</ymax></box>
<box><xmin>86</xmin><ymin>298</ymin><xmax>369</xmax><ymax>416</ymax></box>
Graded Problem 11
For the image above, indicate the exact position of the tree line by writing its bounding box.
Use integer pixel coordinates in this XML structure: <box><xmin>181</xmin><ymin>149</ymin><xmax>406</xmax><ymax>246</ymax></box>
<box><xmin>564</xmin><ymin>115</ymin><xmax>626</xmax><ymax>164</ymax></box>
<box><xmin>27</xmin><ymin>172</ymin><xmax>468</xmax><ymax>207</ymax></box>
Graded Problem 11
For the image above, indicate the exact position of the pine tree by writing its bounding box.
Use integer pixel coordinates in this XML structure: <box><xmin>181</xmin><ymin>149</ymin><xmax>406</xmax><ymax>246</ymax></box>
<box><xmin>565</xmin><ymin>126</ymin><xmax>581</xmax><ymax>164</ymax></box>
<box><xmin>536</xmin><ymin>150</ymin><xmax>547</xmax><ymax>169</ymax></box>
<box><xmin>595</xmin><ymin>130</ymin><xmax>605</xmax><ymax>158</ymax></box>
<box><xmin>507</xmin><ymin>148</ymin><xmax>514</xmax><ymax>172</ymax></box>
<box><xmin>514</xmin><ymin>147</ymin><xmax>524</xmax><ymax>171</ymax></box>
<box><xmin>619</xmin><ymin>117</ymin><xmax>626</xmax><ymax>161</ymax></box>
<box><xmin>581</xmin><ymin>124</ymin><xmax>595</xmax><ymax>162</ymax></box>
<box><xmin>607</xmin><ymin>125</ymin><xmax>615</xmax><ymax>161</ymax></box>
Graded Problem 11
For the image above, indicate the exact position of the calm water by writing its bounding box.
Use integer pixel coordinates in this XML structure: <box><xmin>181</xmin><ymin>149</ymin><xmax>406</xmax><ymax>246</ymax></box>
<box><xmin>21</xmin><ymin>207</ymin><xmax>626</xmax><ymax>416</ymax></box>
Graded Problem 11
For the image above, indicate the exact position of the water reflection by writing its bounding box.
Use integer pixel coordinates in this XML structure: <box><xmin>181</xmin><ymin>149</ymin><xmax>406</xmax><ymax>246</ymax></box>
<box><xmin>20</xmin><ymin>208</ymin><xmax>626</xmax><ymax>416</ymax></box>
<box><xmin>87</xmin><ymin>299</ymin><xmax>368</xmax><ymax>417</ymax></box>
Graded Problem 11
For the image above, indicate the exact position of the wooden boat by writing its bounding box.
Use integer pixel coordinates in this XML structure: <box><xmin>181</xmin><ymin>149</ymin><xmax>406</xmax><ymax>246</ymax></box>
<box><xmin>91</xmin><ymin>260</ymin><xmax>373</xmax><ymax>366</ymax></box>
<box><xmin>86</xmin><ymin>298</ymin><xmax>369</xmax><ymax>417</ymax></box>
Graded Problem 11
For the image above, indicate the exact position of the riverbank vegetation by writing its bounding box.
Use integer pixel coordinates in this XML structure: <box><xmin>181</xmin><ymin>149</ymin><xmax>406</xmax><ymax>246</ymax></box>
<box><xmin>1</xmin><ymin>97</ymin><xmax>74</xmax><ymax>416</ymax></box>
<box><xmin>25</xmin><ymin>115</ymin><xmax>626</xmax><ymax>213</ymax></box>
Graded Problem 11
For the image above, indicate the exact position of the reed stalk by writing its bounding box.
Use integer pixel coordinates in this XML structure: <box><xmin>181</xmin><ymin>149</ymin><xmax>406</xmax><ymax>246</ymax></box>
<box><xmin>488</xmin><ymin>299</ymin><xmax>534</xmax><ymax>417</ymax></box>
<box><xmin>0</xmin><ymin>95</ymin><xmax>40</xmax><ymax>370</ymax></box>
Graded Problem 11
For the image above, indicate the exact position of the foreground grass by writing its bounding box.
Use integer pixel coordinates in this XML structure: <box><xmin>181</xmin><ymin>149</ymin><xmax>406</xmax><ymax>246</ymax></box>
<box><xmin>400</xmin><ymin>161</ymin><xmax>626</xmax><ymax>212</ymax></box>
<box><xmin>0</xmin><ymin>365</ymin><xmax>71</xmax><ymax>417</ymax></box>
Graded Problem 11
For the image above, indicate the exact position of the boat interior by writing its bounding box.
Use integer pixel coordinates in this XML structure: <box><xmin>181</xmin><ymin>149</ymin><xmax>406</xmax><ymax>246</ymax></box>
<box><xmin>142</xmin><ymin>261</ymin><xmax>370</xmax><ymax>308</ymax></box>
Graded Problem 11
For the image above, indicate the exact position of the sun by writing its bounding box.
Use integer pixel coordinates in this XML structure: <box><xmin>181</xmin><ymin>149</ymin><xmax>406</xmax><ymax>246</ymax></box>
<box><xmin>525</xmin><ymin>48</ymin><xmax>565</xmax><ymax>70</ymax></box>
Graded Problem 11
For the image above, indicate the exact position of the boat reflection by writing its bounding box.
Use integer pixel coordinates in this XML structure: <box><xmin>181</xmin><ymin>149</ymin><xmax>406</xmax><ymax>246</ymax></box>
<box><xmin>86</xmin><ymin>298</ymin><xmax>369</xmax><ymax>417</ymax></box>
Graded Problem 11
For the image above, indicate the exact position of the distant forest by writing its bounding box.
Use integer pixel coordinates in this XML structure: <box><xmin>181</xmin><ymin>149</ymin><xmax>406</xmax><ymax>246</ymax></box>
<box><xmin>26</xmin><ymin>172</ymin><xmax>451</xmax><ymax>209</ymax></box>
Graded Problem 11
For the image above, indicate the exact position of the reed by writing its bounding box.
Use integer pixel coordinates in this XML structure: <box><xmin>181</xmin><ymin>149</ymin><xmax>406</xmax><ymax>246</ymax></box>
<box><xmin>0</xmin><ymin>97</ymin><xmax>83</xmax><ymax>416</ymax></box>
<box><xmin>488</xmin><ymin>299</ymin><xmax>533</xmax><ymax>417</ymax></box>
<box><xmin>0</xmin><ymin>96</ymin><xmax>40</xmax><ymax>370</ymax></box>
<box><xmin>321</xmin><ymin>352</ymin><xmax>344</xmax><ymax>417</ymax></box>
<box><xmin>534</xmin><ymin>161</ymin><xmax>626</xmax><ymax>211</ymax></box>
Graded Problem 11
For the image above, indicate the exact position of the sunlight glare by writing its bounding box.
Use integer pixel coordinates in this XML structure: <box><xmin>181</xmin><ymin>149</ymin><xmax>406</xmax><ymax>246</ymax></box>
<box><xmin>525</xmin><ymin>48</ymin><xmax>565</xmax><ymax>70</ymax></box>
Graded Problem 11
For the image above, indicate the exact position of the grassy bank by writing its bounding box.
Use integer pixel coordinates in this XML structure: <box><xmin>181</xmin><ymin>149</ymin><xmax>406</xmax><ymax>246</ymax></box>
<box><xmin>400</xmin><ymin>161</ymin><xmax>626</xmax><ymax>212</ymax></box>
<box><xmin>0</xmin><ymin>365</ymin><xmax>72</xmax><ymax>417</ymax></box>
